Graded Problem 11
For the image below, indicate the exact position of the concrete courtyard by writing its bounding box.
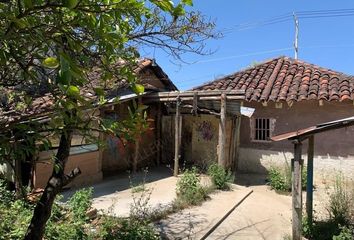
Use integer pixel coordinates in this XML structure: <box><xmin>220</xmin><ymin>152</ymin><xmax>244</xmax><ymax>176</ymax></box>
<box><xmin>63</xmin><ymin>168</ymin><xmax>293</xmax><ymax>239</ymax></box>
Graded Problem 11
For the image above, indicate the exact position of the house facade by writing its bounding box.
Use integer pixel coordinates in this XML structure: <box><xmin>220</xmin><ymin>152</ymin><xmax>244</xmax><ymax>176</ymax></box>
<box><xmin>195</xmin><ymin>56</ymin><xmax>354</xmax><ymax>180</ymax></box>
<box><xmin>0</xmin><ymin>58</ymin><xmax>177</xmax><ymax>189</ymax></box>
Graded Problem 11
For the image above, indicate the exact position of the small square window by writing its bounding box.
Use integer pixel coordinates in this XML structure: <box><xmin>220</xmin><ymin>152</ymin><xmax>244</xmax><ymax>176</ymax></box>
<box><xmin>252</xmin><ymin>118</ymin><xmax>274</xmax><ymax>142</ymax></box>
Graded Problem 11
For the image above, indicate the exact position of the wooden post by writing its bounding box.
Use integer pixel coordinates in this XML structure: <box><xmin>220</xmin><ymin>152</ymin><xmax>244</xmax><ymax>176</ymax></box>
<box><xmin>218</xmin><ymin>93</ymin><xmax>227</xmax><ymax>167</ymax></box>
<box><xmin>193</xmin><ymin>92</ymin><xmax>198</xmax><ymax>115</ymax></box>
<box><xmin>233</xmin><ymin>116</ymin><xmax>241</xmax><ymax>171</ymax></box>
<box><xmin>156</xmin><ymin>103</ymin><xmax>162</xmax><ymax>166</ymax></box>
<box><xmin>174</xmin><ymin>97</ymin><xmax>181</xmax><ymax>176</ymax></box>
<box><xmin>306</xmin><ymin>135</ymin><xmax>314</xmax><ymax>225</ymax></box>
<box><xmin>292</xmin><ymin>140</ymin><xmax>303</xmax><ymax>240</ymax></box>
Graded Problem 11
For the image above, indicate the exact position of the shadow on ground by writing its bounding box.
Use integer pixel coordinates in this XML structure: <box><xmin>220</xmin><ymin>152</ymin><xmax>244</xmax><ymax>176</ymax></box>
<box><xmin>234</xmin><ymin>172</ymin><xmax>268</xmax><ymax>187</ymax></box>
<box><xmin>63</xmin><ymin>166</ymin><xmax>173</xmax><ymax>200</ymax></box>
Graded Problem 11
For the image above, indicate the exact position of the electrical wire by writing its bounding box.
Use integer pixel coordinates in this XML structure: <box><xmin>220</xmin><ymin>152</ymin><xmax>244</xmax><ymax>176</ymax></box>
<box><xmin>223</xmin><ymin>8</ymin><xmax>354</xmax><ymax>33</ymax></box>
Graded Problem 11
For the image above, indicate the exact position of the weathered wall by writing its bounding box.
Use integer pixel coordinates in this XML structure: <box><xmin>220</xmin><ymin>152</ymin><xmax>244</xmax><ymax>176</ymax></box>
<box><xmin>34</xmin><ymin>146</ymin><xmax>102</xmax><ymax>189</ymax></box>
<box><xmin>101</xmin><ymin>102</ymin><xmax>159</xmax><ymax>175</ymax></box>
<box><xmin>161</xmin><ymin>114</ymin><xmax>234</xmax><ymax>169</ymax></box>
<box><xmin>239</xmin><ymin>100</ymin><xmax>354</xmax><ymax>179</ymax></box>
<box><xmin>191</xmin><ymin>115</ymin><xmax>219</xmax><ymax>168</ymax></box>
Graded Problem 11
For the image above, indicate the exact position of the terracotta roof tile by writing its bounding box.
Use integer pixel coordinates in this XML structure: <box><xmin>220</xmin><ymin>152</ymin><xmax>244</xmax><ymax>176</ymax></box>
<box><xmin>194</xmin><ymin>56</ymin><xmax>354</xmax><ymax>102</ymax></box>
<box><xmin>0</xmin><ymin>58</ymin><xmax>175</xmax><ymax>126</ymax></box>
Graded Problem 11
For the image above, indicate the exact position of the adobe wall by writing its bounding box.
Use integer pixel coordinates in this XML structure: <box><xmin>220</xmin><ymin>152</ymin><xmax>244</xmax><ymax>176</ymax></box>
<box><xmin>34</xmin><ymin>148</ymin><xmax>102</xmax><ymax>189</ymax></box>
<box><xmin>238</xmin><ymin>100</ymin><xmax>354</xmax><ymax>180</ymax></box>
<box><xmin>162</xmin><ymin>114</ymin><xmax>234</xmax><ymax>170</ymax></box>
<box><xmin>101</xmin><ymin>102</ymin><xmax>159</xmax><ymax>175</ymax></box>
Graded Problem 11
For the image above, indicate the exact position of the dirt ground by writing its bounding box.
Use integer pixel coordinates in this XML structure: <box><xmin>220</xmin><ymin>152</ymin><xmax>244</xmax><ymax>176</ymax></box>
<box><xmin>63</xmin><ymin>169</ymin><xmax>339</xmax><ymax>240</ymax></box>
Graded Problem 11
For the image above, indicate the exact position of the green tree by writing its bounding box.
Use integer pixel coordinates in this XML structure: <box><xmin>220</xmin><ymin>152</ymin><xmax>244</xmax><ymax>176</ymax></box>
<box><xmin>0</xmin><ymin>0</ymin><xmax>217</xmax><ymax>239</ymax></box>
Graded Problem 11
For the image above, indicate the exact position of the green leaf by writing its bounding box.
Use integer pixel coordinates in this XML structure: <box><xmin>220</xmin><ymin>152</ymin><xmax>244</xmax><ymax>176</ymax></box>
<box><xmin>66</xmin><ymin>85</ymin><xmax>80</xmax><ymax>97</ymax></box>
<box><xmin>43</xmin><ymin>57</ymin><xmax>59</xmax><ymax>69</ymax></box>
<box><xmin>173</xmin><ymin>4</ymin><xmax>185</xmax><ymax>17</ymax></box>
<box><xmin>182</xmin><ymin>0</ymin><xmax>193</xmax><ymax>6</ymax></box>
<box><xmin>63</xmin><ymin>0</ymin><xmax>79</xmax><ymax>9</ymax></box>
<box><xmin>57</xmin><ymin>70</ymin><xmax>72</xmax><ymax>85</ymax></box>
<box><xmin>131</xmin><ymin>84</ymin><xmax>145</xmax><ymax>95</ymax></box>
<box><xmin>94</xmin><ymin>87</ymin><xmax>105</xmax><ymax>96</ymax></box>
<box><xmin>151</xmin><ymin>0</ymin><xmax>174</xmax><ymax>12</ymax></box>
<box><xmin>24</xmin><ymin>0</ymin><xmax>33</xmax><ymax>9</ymax></box>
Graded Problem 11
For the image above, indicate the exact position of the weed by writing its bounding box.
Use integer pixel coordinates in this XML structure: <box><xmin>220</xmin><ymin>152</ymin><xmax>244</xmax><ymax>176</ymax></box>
<box><xmin>328</xmin><ymin>175</ymin><xmax>351</xmax><ymax>225</ymax></box>
<box><xmin>131</xmin><ymin>183</ymin><xmax>147</xmax><ymax>193</ymax></box>
<box><xmin>207</xmin><ymin>163</ymin><xmax>234</xmax><ymax>190</ymax></box>
<box><xmin>176</xmin><ymin>167</ymin><xmax>208</xmax><ymax>206</ymax></box>
<box><xmin>267</xmin><ymin>163</ymin><xmax>307</xmax><ymax>193</ymax></box>
<box><xmin>332</xmin><ymin>225</ymin><xmax>354</xmax><ymax>240</ymax></box>
<box><xmin>100</xmin><ymin>216</ymin><xmax>159</xmax><ymax>240</ymax></box>
<box><xmin>302</xmin><ymin>173</ymin><xmax>354</xmax><ymax>240</ymax></box>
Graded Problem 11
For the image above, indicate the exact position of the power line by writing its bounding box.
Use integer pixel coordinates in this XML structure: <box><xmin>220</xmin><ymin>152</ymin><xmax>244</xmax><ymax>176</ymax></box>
<box><xmin>223</xmin><ymin>8</ymin><xmax>354</xmax><ymax>33</ymax></box>
<box><xmin>175</xmin><ymin>42</ymin><xmax>354</xmax><ymax>88</ymax></box>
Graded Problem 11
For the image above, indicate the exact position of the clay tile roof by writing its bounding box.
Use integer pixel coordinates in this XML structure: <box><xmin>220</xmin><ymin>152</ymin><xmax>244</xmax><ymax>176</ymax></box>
<box><xmin>194</xmin><ymin>56</ymin><xmax>354</xmax><ymax>103</ymax></box>
<box><xmin>0</xmin><ymin>58</ymin><xmax>176</xmax><ymax>127</ymax></box>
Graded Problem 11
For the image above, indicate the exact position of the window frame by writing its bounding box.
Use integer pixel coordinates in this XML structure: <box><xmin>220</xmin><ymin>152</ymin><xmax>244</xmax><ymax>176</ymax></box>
<box><xmin>250</xmin><ymin>117</ymin><xmax>275</xmax><ymax>143</ymax></box>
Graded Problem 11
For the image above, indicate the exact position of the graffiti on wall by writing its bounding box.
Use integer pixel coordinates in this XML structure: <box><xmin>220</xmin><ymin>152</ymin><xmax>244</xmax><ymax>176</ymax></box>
<box><xmin>196</xmin><ymin>120</ymin><xmax>214</xmax><ymax>141</ymax></box>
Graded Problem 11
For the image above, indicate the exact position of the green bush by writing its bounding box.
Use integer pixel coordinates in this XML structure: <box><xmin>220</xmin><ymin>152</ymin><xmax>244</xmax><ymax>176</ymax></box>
<box><xmin>328</xmin><ymin>176</ymin><xmax>351</xmax><ymax>225</ymax></box>
<box><xmin>268</xmin><ymin>165</ymin><xmax>307</xmax><ymax>192</ymax></box>
<box><xmin>0</xmin><ymin>179</ymin><xmax>14</xmax><ymax>206</ymax></box>
<box><xmin>0</xmin><ymin>187</ymin><xmax>95</xmax><ymax>240</ymax></box>
<box><xmin>176</xmin><ymin>167</ymin><xmax>208</xmax><ymax>206</ymax></box>
<box><xmin>302</xmin><ymin>174</ymin><xmax>354</xmax><ymax>240</ymax></box>
<box><xmin>207</xmin><ymin>163</ymin><xmax>234</xmax><ymax>190</ymax></box>
<box><xmin>333</xmin><ymin>226</ymin><xmax>354</xmax><ymax>240</ymax></box>
<box><xmin>68</xmin><ymin>188</ymin><xmax>93</xmax><ymax>220</ymax></box>
<box><xmin>100</xmin><ymin>217</ymin><xmax>159</xmax><ymax>240</ymax></box>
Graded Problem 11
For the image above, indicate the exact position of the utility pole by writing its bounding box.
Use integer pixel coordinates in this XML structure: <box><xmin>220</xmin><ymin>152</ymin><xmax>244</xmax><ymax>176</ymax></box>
<box><xmin>293</xmin><ymin>12</ymin><xmax>299</xmax><ymax>59</ymax></box>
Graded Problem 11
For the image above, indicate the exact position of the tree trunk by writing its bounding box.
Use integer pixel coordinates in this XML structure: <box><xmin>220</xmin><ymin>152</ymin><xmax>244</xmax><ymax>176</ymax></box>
<box><xmin>24</xmin><ymin>128</ymin><xmax>76</xmax><ymax>240</ymax></box>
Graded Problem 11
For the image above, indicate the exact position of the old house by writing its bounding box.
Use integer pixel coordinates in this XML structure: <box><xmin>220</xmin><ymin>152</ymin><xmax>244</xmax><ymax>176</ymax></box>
<box><xmin>0</xmin><ymin>58</ymin><xmax>177</xmax><ymax>189</ymax></box>
<box><xmin>194</xmin><ymin>56</ymin><xmax>354</xmax><ymax>179</ymax></box>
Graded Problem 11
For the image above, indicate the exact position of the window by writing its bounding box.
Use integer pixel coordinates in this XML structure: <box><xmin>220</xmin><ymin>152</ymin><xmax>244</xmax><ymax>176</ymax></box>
<box><xmin>252</xmin><ymin>118</ymin><xmax>274</xmax><ymax>142</ymax></box>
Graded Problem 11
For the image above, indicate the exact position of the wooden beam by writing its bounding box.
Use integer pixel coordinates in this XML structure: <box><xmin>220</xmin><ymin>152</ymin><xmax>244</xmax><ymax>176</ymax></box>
<box><xmin>292</xmin><ymin>141</ymin><xmax>303</xmax><ymax>240</ymax></box>
<box><xmin>174</xmin><ymin>97</ymin><xmax>181</xmax><ymax>176</ymax></box>
<box><xmin>144</xmin><ymin>95</ymin><xmax>244</xmax><ymax>102</ymax></box>
<box><xmin>218</xmin><ymin>94</ymin><xmax>227</xmax><ymax>167</ymax></box>
<box><xmin>306</xmin><ymin>136</ymin><xmax>314</xmax><ymax>225</ymax></box>
<box><xmin>144</xmin><ymin>90</ymin><xmax>245</xmax><ymax>98</ymax></box>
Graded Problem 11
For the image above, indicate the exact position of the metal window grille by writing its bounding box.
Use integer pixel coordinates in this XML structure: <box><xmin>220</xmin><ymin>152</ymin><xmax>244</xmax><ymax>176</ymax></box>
<box><xmin>254</xmin><ymin>118</ymin><xmax>271</xmax><ymax>141</ymax></box>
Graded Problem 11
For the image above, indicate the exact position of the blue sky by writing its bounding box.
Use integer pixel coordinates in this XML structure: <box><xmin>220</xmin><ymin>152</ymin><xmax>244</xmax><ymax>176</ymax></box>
<box><xmin>141</xmin><ymin>0</ymin><xmax>354</xmax><ymax>90</ymax></box>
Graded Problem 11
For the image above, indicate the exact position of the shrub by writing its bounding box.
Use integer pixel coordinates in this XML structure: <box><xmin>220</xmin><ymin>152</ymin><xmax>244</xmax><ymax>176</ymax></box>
<box><xmin>176</xmin><ymin>167</ymin><xmax>208</xmax><ymax>206</ymax></box>
<box><xmin>328</xmin><ymin>175</ymin><xmax>351</xmax><ymax>225</ymax></box>
<box><xmin>268</xmin><ymin>164</ymin><xmax>307</xmax><ymax>192</ymax></box>
<box><xmin>332</xmin><ymin>226</ymin><xmax>354</xmax><ymax>240</ymax></box>
<box><xmin>207</xmin><ymin>163</ymin><xmax>233</xmax><ymax>190</ymax></box>
<box><xmin>0</xmin><ymin>187</ymin><xmax>96</xmax><ymax>240</ymax></box>
<box><xmin>0</xmin><ymin>179</ymin><xmax>14</xmax><ymax>206</ymax></box>
<box><xmin>68</xmin><ymin>188</ymin><xmax>93</xmax><ymax>220</ymax></box>
<box><xmin>303</xmin><ymin>174</ymin><xmax>354</xmax><ymax>240</ymax></box>
<box><xmin>100</xmin><ymin>217</ymin><xmax>159</xmax><ymax>240</ymax></box>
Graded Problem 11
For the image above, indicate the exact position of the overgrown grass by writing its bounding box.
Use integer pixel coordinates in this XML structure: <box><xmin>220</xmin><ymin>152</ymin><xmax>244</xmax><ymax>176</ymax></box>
<box><xmin>0</xmin><ymin>187</ymin><xmax>95</xmax><ymax>240</ymax></box>
<box><xmin>302</xmin><ymin>174</ymin><xmax>354</xmax><ymax>240</ymax></box>
<box><xmin>267</xmin><ymin>163</ymin><xmax>307</xmax><ymax>193</ymax></box>
<box><xmin>0</xmin><ymin>182</ymin><xmax>160</xmax><ymax>240</ymax></box>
